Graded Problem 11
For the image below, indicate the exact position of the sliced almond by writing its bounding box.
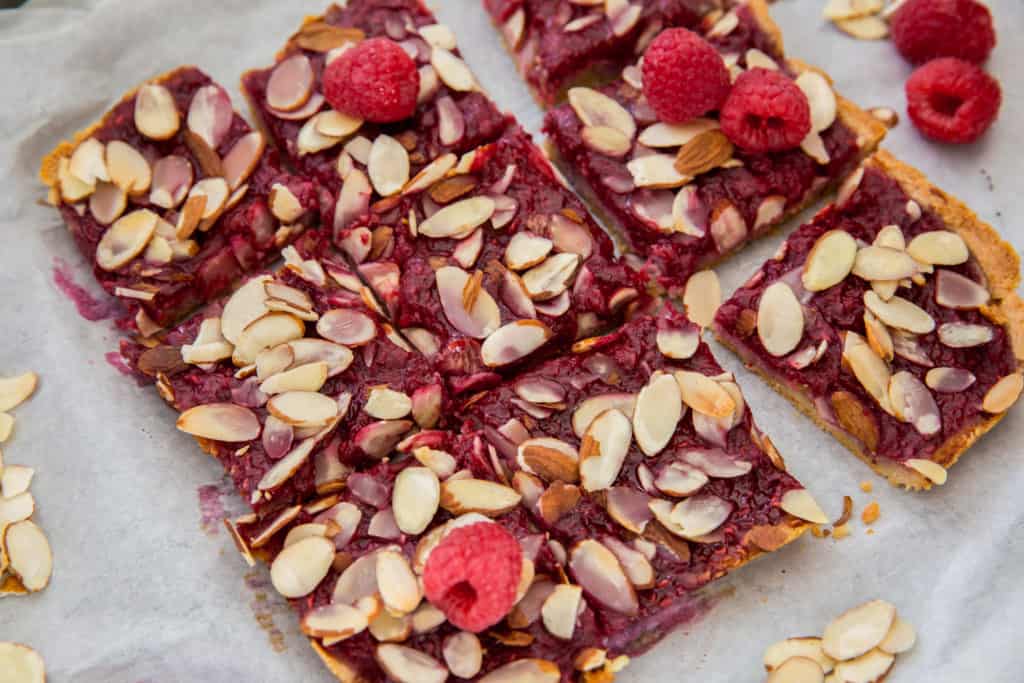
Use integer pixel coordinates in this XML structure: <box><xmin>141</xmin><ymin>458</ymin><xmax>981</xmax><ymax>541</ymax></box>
<box><xmin>934</xmin><ymin>269</ymin><xmax>989</xmax><ymax>309</ymax></box>
<box><xmin>638</xmin><ymin>118</ymin><xmax>719</xmax><ymax>148</ymax></box>
<box><xmin>221</xmin><ymin>131</ymin><xmax>265</xmax><ymax>190</ymax></box>
<box><xmin>522</xmin><ymin>253</ymin><xmax>580</xmax><ymax>301</ymax></box>
<box><xmin>106</xmin><ymin>140</ymin><xmax>152</xmax><ymax>194</ymax></box>
<box><xmin>655</xmin><ymin>463</ymin><xmax>708</xmax><ymax>497</ymax></box>
<box><xmin>355</xmin><ymin>420</ymin><xmax>413</xmax><ymax>459</ymax></box>
<box><xmin>481</xmin><ymin>320</ymin><xmax>553</xmax><ymax>367</ymax></box>
<box><xmin>69</xmin><ymin>137</ymin><xmax>109</xmax><ymax>185</ymax></box>
<box><xmin>683</xmin><ymin>270</ymin><xmax>721</xmax><ymax>328</ymax></box>
<box><xmin>0</xmin><ymin>413</ymin><xmax>13</xmax><ymax>442</ymax></box>
<box><xmin>682</xmin><ymin>448</ymin><xmax>752</xmax><ymax>478</ymax></box>
<box><xmin>420</xmin><ymin>196</ymin><xmax>495</xmax><ymax>239</ymax></box>
<box><xmin>368</xmin><ymin>134</ymin><xmax>411</xmax><ymax>197</ymax></box>
<box><xmin>431</xmin><ymin>47</ymin><xmax>475</xmax><ymax>91</ymax></box>
<box><xmin>377</xmin><ymin>550</ymin><xmax>422</xmax><ymax>615</ymax></box>
<box><xmin>514</xmin><ymin>378</ymin><xmax>566</xmax><ymax>405</ymax></box>
<box><xmin>404</xmin><ymin>153</ymin><xmax>457</xmax><ymax>195</ymax></box>
<box><xmin>758</xmin><ymin>281</ymin><xmax>805</xmax><ymax>356</ymax></box>
<box><xmin>392</xmin><ymin>466</ymin><xmax>440</xmax><ymax>535</ymax></box>
<box><xmin>518</xmin><ymin>437</ymin><xmax>580</xmax><ymax>483</ymax></box>
<box><xmin>836</xmin><ymin>15</ymin><xmax>889</xmax><ymax>39</ymax></box>
<box><xmin>569</xmin><ymin>539</ymin><xmax>638</xmax><ymax>616</ymax></box>
<box><xmin>888</xmin><ymin>371</ymin><xmax>940</xmax><ymax>435</ymax></box>
<box><xmin>907</xmin><ymin>230</ymin><xmax>969</xmax><ymax>266</ymax></box>
<box><xmin>925</xmin><ymin>367</ymin><xmax>975</xmax><ymax>393</ymax></box>
<box><xmin>674</xmin><ymin>130</ymin><xmax>733</xmax><ymax>178</ymax></box>
<box><xmin>221</xmin><ymin>276</ymin><xmax>271</xmax><ymax>344</ymax></box>
<box><xmin>298</xmin><ymin>113</ymin><xmax>345</xmax><ymax>155</ymax></box>
<box><xmin>676</xmin><ymin>370</ymin><xmax>735</xmax><ymax>418</ymax></box>
<box><xmin>436</xmin><ymin>266</ymin><xmax>501</xmax><ymax>339</ymax></box>
<box><xmin>937</xmin><ymin>322</ymin><xmax>993</xmax><ymax>348</ymax></box>
<box><xmin>766</xmin><ymin>657</ymin><xmax>824</xmax><ymax>683</ymax></box>
<box><xmin>135</xmin><ymin>84</ymin><xmax>180</xmax><ymax>140</ymax></box>
<box><xmin>376</xmin><ymin>644</ymin><xmax>448</xmax><ymax>683</ymax></box>
<box><xmin>96</xmin><ymin>209</ymin><xmax>158</xmax><ymax>271</ymax></box>
<box><xmin>579</xmin><ymin>408</ymin><xmax>632</xmax><ymax>492</ymax></box>
<box><xmin>505</xmin><ymin>232</ymin><xmax>553</xmax><ymax>271</ymax></box>
<box><xmin>149</xmin><ymin>155</ymin><xmax>193</xmax><ymax>209</ymax></box>
<box><xmin>983</xmin><ymin>373</ymin><xmax>1024</xmax><ymax>413</ymax></box>
<box><xmin>843</xmin><ymin>331</ymin><xmax>893</xmax><ymax>413</ymax></box>
<box><xmin>568</xmin><ymin>88</ymin><xmax>636</xmax><ymax>141</ymax></box>
<box><xmin>266</xmin><ymin>54</ymin><xmax>314</xmax><ymax>111</ymax></box>
<box><xmin>573</xmin><ymin>393</ymin><xmax>636</xmax><ymax>438</ymax></box>
<box><xmin>582</xmin><ymin>125</ymin><xmax>632</xmax><ymax>157</ymax></box>
<box><xmin>259</xmin><ymin>362</ymin><xmax>328</xmax><ymax>396</ymax></box>
<box><xmin>796</xmin><ymin>71</ymin><xmax>838</xmax><ymax>133</ymax></box>
<box><xmin>301</xmin><ymin>603</ymin><xmax>369</xmax><ymax>640</ymax></box>
<box><xmin>440</xmin><ymin>479</ymin><xmax>522</xmax><ymax>516</ymax></box>
<box><xmin>176</xmin><ymin>403</ymin><xmax>260</xmax><ymax>442</ymax></box>
<box><xmin>863</xmin><ymin>291</ymin><xmax>934</xmax><ymax>334</ymax></box>
<box><xmin>268</xmin><ymin>391</ymin><xmax>339</xmax><ymax>428</ymax></box>
<box><xmin>187</xmin><ymin>84</ymin><xmax>233</xmax><ymax>150</ymax></box>
<box><xmin>627</xmin><ymin>154</ymin><xmax>690</xmax><ymax>189</ymax></box>
<box><xmin>905</xmin><ymin>458</ymin><xmax>947</xmax><ymax>485</ymax></box>
<box><xmin>188</xmin><ymin>177</ymin><xmax>230</xmax><ymax>223</ymax></box>
<box><xmin>479</xmin><ymin>659</ymin><xmax>560</xmax><ymax>683</ymax></box>
<box><xmin>0</xmin><ymin>642</ymin><xmax>45</xmax><ymax>683</ymax></box>
<box><xmin>632</xmin><ymin>372</ymin><xmax>683</xmax><ymax>457</ymax></box>
<box><xmin>707</xmin><ymin>10</ymin><xmax>739</xmax><ymax>37</ymax></box>
<box><xmin>832</xmin><ymin>649</ymin><xmax>895</xmax><ymax>682</ymax></box>
<box><xmin>58</xmin><ymin>156</ymin><xmax>94</xmax><ymax>201</ymax></box>
<box><xmin>879</xmin><ymin>617</ymin><xmax>917</xmax><ymax>654</ymax></box>
<box><xmin>1</xmin><ymin>466</ymin><xmax>33</xmax><ymax>499</ymax></box>
<box><xmin>332</xmin><ymin>553</ymin><xmax>378</xmax><ymax>605</ymax></box>
<box><xmin>852</xmin><ymin>246</ymin><xmax>917</xmax><ymax>281</ymax></box>
<box><xmin>764</xmin><ymin>637</ymin><xmax>835</xmax><ymax>673</ymax></box>
<box><xmin>269</xmin><ymin>535</ymin><xmax>334</xmax><ymax>598</ymax></box>
<box><xmin>780</xmin><ymin>488</ymin><xmax>830</xmax><ymax>524</ymax></box>
<box><xmin>824</xmin><ymin>0</ymin><xmax>883</xmax><ymax>20</ymax></box>
<box><xmin>0</xmin><ymin>372</ymin><xmax>37</xmax><ymax>413</ymax></box>
<box><xmin>443</xmin><ymin>632</ymin><xmax>482</xmax><ymax>679</ymax></box>
<box><xmin>0</xmin><ymin>493</ymin><xmax>34</xmax><ymax>527</ymax></box>
<box><xmin>233</xmin><ymin>313</ymin><xmax>305</xmax><ymax>366</ymax></box>
<box><xmin>541</xmin><ymin>584</ymin><xmax>582</xmax><ymax>640</ymax></box>
<box><xmin>803</xmin><ymin>230</ymin><xmax>857</xmax><ymax>291</ymax></box>
<box><xmin>5</xmin><ymin>520</ymin><xmax>53</xmax><ymax>592</ymax></box>
<box><xmin>668</xmin><ymin>493</ymin><xmax>732</xmax><ymax>538</ymax></box>
<box><xmin>822</xmin><ymin>600</ymin><xmax>897</xmax><ymax>661</ymax></box>
<box><xmin>656</xmin><ymin>326</ymin><xmax>700</xmax><ymax>360</ymax></box>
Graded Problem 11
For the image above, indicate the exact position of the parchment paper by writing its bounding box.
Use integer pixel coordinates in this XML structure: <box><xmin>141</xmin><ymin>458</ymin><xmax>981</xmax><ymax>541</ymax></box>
<box><xmin>1</xmin><ymin>1</ymin><xmax>1022</xmax><ymax>681</ymax></box>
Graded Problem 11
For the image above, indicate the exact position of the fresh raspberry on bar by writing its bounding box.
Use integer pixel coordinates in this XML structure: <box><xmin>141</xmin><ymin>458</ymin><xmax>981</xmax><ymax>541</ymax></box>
<box><xmin>905</xmin><ymin>57</ymin><xmax>1001</xmax><ymax>144</ymax></box>
<box><xmin>642</xmin><ymin>28</ymin><xmax>731</xmax><ymax>124</ymax></box>
<box><xmin>422</xmin><ymin>521</ymin><xmax>523</xmax><ymax>633</ymax></box>
<box><xmin>720</xmin><ymin>68</ymin><xmax>811</xmax><ymax>152</ymax></box>
<box><xmin>891</xmin><ymin>0</ymin><xmax>996</xmax><ymax>65</ymax></box>
<box><xmin>322</xmin><ymin>37</ymin><xmax>420</xmax><ymax>123</ymax></box>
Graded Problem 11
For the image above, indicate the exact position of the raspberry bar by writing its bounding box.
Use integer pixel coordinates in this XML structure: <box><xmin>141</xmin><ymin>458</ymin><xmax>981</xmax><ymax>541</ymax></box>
<box><xmin>543</xmin><ymin>0</ymin><xmax>887</xmax><ymax>294</ymax></box>
<box><xmin>121</xmin><ymin>249</ymin><xmax>448</xmax><ymax>515</ymax></box>
<box><xmin>342</xmin><ymin>127</ymin><xmax>647</xmax><ymax>395</ymax></box>
<box><xmin>460</xmin><ymin>303</ymin><xmax>822</xmax><ymax>654</ymax></box>
<box><xmin>229</xmin><ymin>436</ymin><xmax>628</xmax><ymax>683</ymax></box>
<box><xmin>240</xmin><ymin>0</ymin><xmax>511</xmax><ymax>221</ymax></box>
<box><xmin>714</xmin><ymin>151</ymin><xmax>1024</xmax><ymax>489</ymax></box>
<box><xmin>39</xmin><ymin>67</ymin><xmax>324</xmax><ymax>334</ymax></box>
<box><xmin>484</xmin><ymin>0</ymin><xmax>716</xmax><ymax>105</ymax></box>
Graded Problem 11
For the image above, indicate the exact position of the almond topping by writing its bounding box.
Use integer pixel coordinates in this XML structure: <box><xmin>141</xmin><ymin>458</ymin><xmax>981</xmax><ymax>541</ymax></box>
<box><xmin>134</xmin><ymin>84</ymin><xmax>180</xmax><ymax>140</ymax></box>
<box><xmin>221</xmin><ymin>276</ymin><xmax>271</xmax><ymax>344</ymax></box>
<box><xmin>843</xmin><ymin>331</ymin><xmax>893</xmax><ymax>413</ymax></box>
<box><xmin>780</xmin><ymin>489</ymin><xmax>830</xmax><ymax>524</ymax></box>
<box><xmin>267</xmin><ymin>391</ymin><xmax>339</xmax><ymax>428</ymax></box>
<box><xmin>934</xmin><ymin>269</ymin><xmax>989</xmax><ymax>309</ymax></box>
<box><xmin>506</xmin><ymin>232</ymin><xmax>554</xmax><ymax>271</ymax></box>
<box><xmin>683</xmin><ymin>269</ymin><xmax>721</xmax><ymax>328</ymax></box>
<box><xmin>419</xmin><ymin>196</ymin><xmax>495</xmax><ymax>239</ymax></box>
<box><xmin>301</xmin><ymin>603</ymin><xmax>369</xmax><ymax>640</ymax></box>
<box><xmin>233</xmin><ymin>313</ymin><xmax>305</xmax><ymax>366</ymax></box>
<box><xmin>863</xmin><ymin>291</ymin><xmax>934</xmax><ymax>334</ymax></box>
<box><xmin>656</xmin><ymin>326</ymin><xmax>700</xmax><ymax>360</ymax></box>
<box><xmin>541</xmin><ymin>584</ymin><xmax>582</xmax><ymax>640</ymax></box>
<box><xmin>176</xmin><ymin>403</ymin><xmax>260</xmax><ymax>442</ymax></box>
<box><xmin>573</xmin><ymin>393</ymin><xmax>637</xmax><ymax>438</ymax></box>
<box><xmin>443</xmin><ymin>632</ymin><xmax>482</xmax><ymax>678</ymax></box>
<box><xmin>569</xmin><ymin>539</ymin><xmax>638</xmax><ymax>616</ymax></box>
<box><xmin>569</xmin><ymin>87</ymin><xmax>636</xmax><ymax>140</ymax></box>
<box><xmin>69</xmin><ymin>137</ymin><xmax>109</xmax><ymax>185</ymax></box>
<box><xmin>436</xmin><ymin>266</ymin><xmax>501</xmax><ymax>339</ymax></box>
<box><xmin>368</xmin><ymin>134</ymin><xmax>411</xmax><ymax>197</ymax></box>
<box><xmin>377</xmin><ymin>550</ymin><xmax>422</xmax><ymax>615</ymax></box>
<box><xmin>758</xmin><ymin>281</ymin><xmax>805</xmax><ymax>356</ymax></box>
<box><xmin>479</xmin><ymin>659</ymin><xmax>560</xmax><ymax>683</ymax></box>
<box><xmin>675</xmin><ymin>371</ymin><xmax>736</xmax><ymax>418</ymax></box>
<box><xmin>96</xmin><ymin>209</ymin><xmax>158</xmax><ymax>270</ymax></box>
<box><xmin>149</xmin><ymin>155</ymin><xmax>193</xmax><ymax>209</ymax></box>
<box><xmin>582</xmin><ymin>125</ymin><xmax>632</xmax><ymax>157</ymax></box>
<box><xmin>481</xmin><ymin>320</ymin><xmax>553</xmax><ymax>367</ymax></box>
<box><xmin>579</xmin><ymin>409</ymin><xmax>632</xmax><ymax>492</ymax></box>
<box><xmin>906</xmin><ymin>230</ymin><xmax>969</xmax><ymax>265</ymax></box>
<box><xmin>795</xmin><ymin>71</ymin><xmax>838</xmax><ymax>132</ymax></box>
<box><xmin>627</xmin><ymin>154</ymin><xmax>690</xmax><ymax>189</ymax></box>
<box><xmin>632</xmin><ymin>372</ymin><xmax>683</xmax><ymax>457</ymax></box>
<box><xmin>518</xmin><ymin>437</ymin><xmax>580</xmax><ymax>483</ymax></box>
<box><xmin>270</xmin><ymin>535</ymin><xmax>334</xmax><ymax>598</ymax></box>
<box><xmin>106</xmin><ymin>140</ymin><xmax>152</xmax><ymax>194</ymax></box>
<box><xmin>803</xmin><ymin>230</ymin><xmax>857</xmax><ymax>291</ymax></box>
<box><xmin>392</xmin><ymin>467</ymin><xmax>440</xmax><ymax>535</ymax></box>
<box><xmin>925</xmin><ymin>367</ymin><xmax>975</xmax><ymax>393</ymax></box>
<box><xmin>983</xmin><ymin>373</ymin><xmax>1023</xmax><ymax>413</ymax></box>
<box><xmin>522</xmin><ymin>253</ymin><xmax>581</xmax><ymax>301</ymax></box>
<box><xmin>937</xmin><ymin>322</ymin><xmax>993</xmax><ymax>348</ymax></box>
<box><xmin>639</xmin><ymin>118</ymin><xmax>719</xmax><ymax>148</ymax></box>
<box><xmin>440</xmin><ymin>479</ymin><xmax>522</xmax><ymax>516</ymax></box>
<box><xmin>431</xmin><ymin>48</ymin><xmax>476</xmax><ymax>91</ymax></box>
<box><xmin>888</xmin><ymin>371</ymin><xmax>940</xmax><ymax>435</ymax></box>
<box><xmin>852</xmin><ymin>246</ymin><xmax>917</xmax><ymax>281</ymax></box>
<box><xmin>905</xmin><ymin>458</ymin><xmax>947</xmax><ymax>485</ymax></box>
<box><xmin>266</xmin><ymin>54</ymin><xmax>314</xmax><ymax>111</ymax></box>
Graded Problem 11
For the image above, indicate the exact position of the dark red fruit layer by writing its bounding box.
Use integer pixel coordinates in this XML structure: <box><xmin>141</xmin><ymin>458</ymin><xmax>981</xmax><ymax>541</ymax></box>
<box><xmin>906</xmin><ymin>58</ymin><xmax>1001</xmax><ymax>144</ymax></box>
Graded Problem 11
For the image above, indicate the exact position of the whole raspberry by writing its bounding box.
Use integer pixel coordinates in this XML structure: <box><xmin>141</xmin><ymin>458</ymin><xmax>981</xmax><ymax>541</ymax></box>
<box><xmin>719</xmin><ymin>68</ymin><xmax>811</xmax><ymax>153</ymax></box>
<box><xmin>642</xmin><ymin>28</ymin><xmax>731</xmax><ymax>123</ymax></box>
<box><xmin>322</xmin><ymin>38</ymin><xmax>419</xmax><ymax>123</ymax></box>
<box><xmin>422</xmin><ymin>522</ymin><xmax>522</xmax><ymax>633</ymax></box>
<box><xmin>905</xmin><ymin>58</ymin><xmax>1001</xmax><ymax>143</ymax></box>
<box><xmin>891</xmin><ymin>0</ymin><xmax>996</xmax><ymax>65</ymax></box>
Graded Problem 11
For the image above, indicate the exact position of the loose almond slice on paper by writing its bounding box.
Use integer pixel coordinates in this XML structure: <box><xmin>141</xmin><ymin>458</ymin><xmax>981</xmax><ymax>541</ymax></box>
<box><xmin>766</xmin><ymin>656</ymin><xmax>825</xmax><ymax>683</ymax></box>
<box><xmin>758</xmin><ymin>282</ymin><xmax>805</xmax><ymax>356</ymax></box>
<box><xmin>568</xmin><ymin>87</ymin><xmax>636</xmax><ymax>140</ymax></box>
<box><xmin>135</xmin><ymin>84</ymin><xmax>180</xmax><ymax>140</ymax></box>
<box><xmin>0</xmin><ymin>642</ymin><xmax>45</xmax><ymax>683</ymax></box>
<box><xmin>823</xmin><ymin>0</ymin><xmax>883</xmax><ymax>20</ymax></box>
<box><xmin>803</xmin><ymin>230</ymin><xmax>857</xmax><ymax>291</ymax></box>
<box><xmin>764</xmin><ymin>637</ymin><xmax>835</xmax><ymax>673</ymax></box>
<box><xmin>0</xmin><ymin>492</ymin><xmax>34</xmax><ymax>527</ymax></box>
<box><xmin>96</xmin><ymin>209</ymin><xmax>158</xmax><ymax>271</ymax></box>
<box><xmin>0</xmin><ymin>413</ymin><xmax>13</xmax><ymax>442</ymax></box>
<box><xmin>177</xmin><ymin>403</ymin><xmax>261</xmax><ymax>442</ymax></box>
<box><xmin>836</xmin><ymin>15</ymin><xmax>889</xmax><ymax>39</ymax></box>
<box><xmin>632</xmin><ymin>372</ymin><xmax>683</xmax><ymax>457</ymax></box>
<box><xmin>0</xmin><ymin>372</ymin><xmax>37</xmax><ymax>413</ymax></box>
<box><xmin>270</xmin><ymin>535</ymin><xmax>335</xmax><ymax>598</ymax></box>
<box><xmin>879</xmin><ymin>617</ymin><xmax>917</xmax><ymax>654</ymax></box>
<box><xmin>906</xmin><ymin>230</ymin><xmax>969</xmax><ymax>266</ymax></box>
<box><xmin>832</xmin><ymin>649</ymin><xmax>895</xmax><ymax>682</ymax></box>
<box><xmin>5</xmin><ymin>520</ymin><xmax>53</xmax><ymax>592</ymax></box>
<box><xmin>780</xmin><ymin>489</ymin><xmax>830</xmax><ymax>524</ymax></box>
<box><xmin>822</xmin><ymin>600</ymin><xmax>897</xmax><ymax>661</ymax></box>
<box><xmin>481</xmin><ymin>320</ymin><xmax>553</xmax><ymax>368</ymax></box>
<box><xmin>983</xmin><ymin>373</ymin><xmax>1024</xmax><ymax>413</ymax></box>
<box><xmin>1</xmin><ymin>465</ymin><xmax>34</xmax><ymax>498</ymax></box>
<box><xmin>375</xmin><ymin>644</ymin><xmax>448</xmax><ymax>683</ymax></box>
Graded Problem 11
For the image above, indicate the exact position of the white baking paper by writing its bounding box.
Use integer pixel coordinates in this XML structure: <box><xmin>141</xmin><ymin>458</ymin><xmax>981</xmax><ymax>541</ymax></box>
<box><xmin>1</xmin><ymin>1</ymin><xmax>1022</xmax><ymax>681</ymax></box>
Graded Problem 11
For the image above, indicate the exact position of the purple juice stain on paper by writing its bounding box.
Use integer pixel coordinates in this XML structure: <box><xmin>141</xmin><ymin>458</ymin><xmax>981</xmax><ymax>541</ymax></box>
<box><xmin>52</xmin><ymin>257</ymin><xmax>121</xmax><ymax>321</ymax></box>
<box><xmin>197</xmin><ymin>483</ymin><xmax>228</xmax><ymax>536</ymax></box>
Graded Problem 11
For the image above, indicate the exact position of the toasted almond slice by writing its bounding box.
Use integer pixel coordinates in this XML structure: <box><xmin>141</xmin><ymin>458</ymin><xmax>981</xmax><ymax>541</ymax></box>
<box><xmin>233</xmin><ymin>313</ymin><xmax>305</xmax><ymax>366</ymax></box>
<box><xmin>266</xmin><ymin>54</ymin><xmax>314</xmax><ymax>111</ymax></box>
<box><xmin>259</xmin><ymin>362</ymin><xmax>328</xmax><ymax>396</ymax></box>
<box><xmin>796</xmin><ymin>71</ymin><xmax>838</xmax><ymax>133</ymax></box>
<box><xmin>823</xmin><ymin>0</ymin><xmax>883</xmax><ymax>20</ymax></box>
<box><xmin>301</xmin><ymin>603</ymin><xmax>369</xmax><ymax>640</ymax></box>
<box><xmin>69</xmin><ymin>137</ymin><xmax>109</xmax><ymax>185</ymax></box>
<box><xmin>569</xmin><ymin>538</ymin><xmax>638</xmax><ymax>616</ymax></box>
<box><xmin>505</xmin><ymin>232</ymin><xmax>553</xmax><ymax>271</ymax></box>
<box><xmin>863</xmin><ymin>310</ymin><xmax>893</xmax><ymax>362</ymax></box>
<box><xmin>879</xmin><ymin>617</ymin><xmax>916</xmax><ymax>654</ymax></box>
<box><xmin>5</xmin><ymin>520</ymin><xmax>52</xmax><ymax>592</ymax></box>
<box><xmin>863</xmin><ymin>291</ymin><xmax>934</xmax><ymax>334</ymax></box>
<box><xmin>582</xmin><ymin>125</ymin><xmax>632</xmax><ymax>157</ymax></box>
<box><xmin>800</xmin><ymin>130</ymin><xmax>829</xmax><ymax>165</ymax></box>
<box><xmin>223</xmin><ymin>132</ymin><xmax>265</xmax><ymax>189</ymax></box>
<box><xmin>934</xmin><ymin>269</ymin><xmax>989</xmax><ymax>309</ymax></box>
<box><xmin>518</xmin><ymin>437</ymin><xmax>580</xmax><ymax>483</ymax></box>
<box><xmin>375</xmin><ymin>644</ymin><xmax>448</xmax><ymax>683</ymax></box>
<box><xmin>1</xmin><ymin>465</ymin><xmax>34</xmax><ymax>498</ymax></box>
<box><xmin>479</xmin><ymin>659</ymin><xmax>560</xmax><ymax>683</ymax></box>
<box><xmin>579</xmin><ymin>409</ymin><xmax>632</xmax><ymax>492</ymax></box>
<box><xmin>766</xmin><ymin>656</ymin><xmax>824</xmax><ymax>683</ymax></box>
<box><xmin>481</xmin><ymin>320</ymin><xmax>553</xmax><ymax>367</ymax></box>
<box><xmin>96</xmin><ymin>209</ymin><xmax>158</xmax><ymax>270</ymax></box>
<box><xmin>0</xmin><ymin>642</ymin><xmax>45</xmax><ymax>683</ymax></box>
<box><xmin>573</xmin><ymin>393</ymin><xmax>636</xmax><ymax>438</ymax></box>
<box><xmin>632</xmin><ymin>372</ymin><xmax>683</xmax><ymax>457</ymax></box>
<box><xmin>627</xmin><ymin>154</ymin><xmax>690</xmax><ymax>189</ymax></box>
<box><xmin>176</xmin><ymin>403</ymin><xmax>261</xmax><ymax>442</ymax></box>
<box><xmin>683</xmin><ymin>270</ymin><xmax>720</xmax><ymax>328</ymax></box>
<box><xmin>317</xmin><ymin>308</ymin><xmax>376</xmax><ymax>347</ymax></box>
<box><xmin>0</xmin><ymin>372</ymin><xmax>37</xmax><ymax>413</ymax></box>
<box><xmin>541</xmin><ymin>584</ymin><xmax>582</xmax><ymax>640</ymax></box>
<box><xmin>655</xmin><ymin>463</ymin><xmax>708</xmax><ymax>497</ymax></box>
<box><xmin>907</xmin><ymin>230</ymin><xmax>969</xmax><ymax>265</ymax></box>
<box><xmin>436</xmin><ymin>266</ymin><xmax>501</xmax><ymax>339</ymax></box>
<box><xmin>58</xmin><ymin>156</ymin><xmax>94</xmax><ymax>201</ymax></box>
<box><xmin>135</xmin><ymin>84</ymin><xmax>180</xmax><ymax>140</ymax></box>
<box><xmin>832</xmin><ymin>649</ymin><xmax>895</xmax><ymax>682</ymax></box>
<box><xmin>637</xmin><ymin>118</ymin><xmax>719</xmax><ymax>148</ymax></box>
<box><xmin>314</xmin><ymin>110</ymin><xmax>362</xmax><ymax>139</ymax></box>
<box><xmin>764</xmin><ymin>637</ymin><xmax>835</xmax><ymax>673</ymax></box>
<box><xmin>187</xmin><ymin>84</ymin><xmax>233</xmax><ymax>149</ymax></box>
<box><xmin>365</xmin><ymin>387</ymin><xmax>413</xmax><ymax>421</ymax></box>
<box><xmin>656</xmin><ymin>326</ymin><xmax>700</xmax><ymax>360</ymax></box>
<box><xmin>354</xmin><ymin>419</ymin><xmax>413</xmax><ymax>459</ymax></box>
<box><xmin>188</xmin><ymin>177</ymin><xmax>229</xmax><ymax>221</ymax></box>
<box><xmin>889</xmin><ymin>371</ymin><xmax>940</xmax><ymax>435</ymax></box>
<box><xmin>843</xmin><ymin>332</ymin><xmax>893</xmax><ymax>413</ymax></box>
<box><xmin>925</xmin><ymin>367</ymin><xmax>975</xmax><ymax>393</ymax></box>
<box><xmin>266</xmin><ymin>183</ymin><xmax>303</xmax><ymax>223</ymax></box>
<box><xmin>937</xmin><ymin>322</ymin><xmax>993</xmax><ymax>348</ymax></box>
<box><xmin>905</xmin><ymin>458</ymin><xmax>946</xmax><ymax>485</ymax></box>
<box><xmin>0</xmin><ymin>413</ymin><xmax>13</xmax><ymax>442</ymax></box>
<box><xmin>439</xmin><ymin>478</ymin><xmax>522</xmax><ymax>516</ymax></box>
<box><xmin>267</xmin><ymin>391</ymin><xmax>339</xmax><ymax>428</ymax></box>
<box><xmin>675</xmin><ymin>371</ymin><xmax>735</xmax><ymax>418</ymax></box>
<box><xmin>568</xmin><ymin>87</ymin><xmax>636</xmax><ymax>139</ymax></box>
<box><xmin>514</xmin><ymin>378</ymin><xmax>566</xmax><ymax>405</ymax></box>
<box><xmin>106</xmin><ymin>140</ymin><xmax>152</xmax><ymax>194</ymax></box>
<box><xmin>298</xmin><ymin>113</ymin><xmax>344</xmax><ymax>155</ymax></box>
<box><xmin>708</xmin><ymin>10</ymin><xmax>739</xmax><ymax>37</ymax></box>
<box><xmin>420</xmin><ymin>196</ymin><xmax>495</xmax><ymax>239</ymax></box>
<box><xmin>376</xmin><ymin>550</ymin><xmax>422</xmax><ymax>615</ymax></box>
<box><xmin>270</xmin><ymin>535</ymin><xmax>334</xmax><ymax>598</ymax></box>
<box><xmin>983</xmin><ymin>373</ymin><xmax>1024</xmax><ymax>413</ymax></box>
<box><xmin>836</xmin><ymin>15</ymin><xmax>889</xmax><ymax>39</ymax></box>
<box><xmin>522</xmin><ymin>253</ymin><xmax>580</xmax><ymax>301</ymax></box>
<box><xmin>392</xmin><ymin>467</ymin><xmax>440</xmax><ymax>535</ymax></box>
<box><xmin>852</xmin><ymin>246</ymin><xmax>917</xmax><ymax>281</ymax></box>
<box><xmin>758</xmin><ymin>281</ymin><xmax>805</xmax><ymax>356</ymax></box>
<box><xmin>803</xmin><ymin>230</ymin><xmax>857</xmax><ymax>291</ymax></box>
<box><xmin>431</xmin><ymin>47</ymin><xmax>475</xmax><ymax>91</ymax></box>
<box><xmin>0</xmin><ymin>492</ymin><xmax>34</xmax><ymax>527</ymax></box>
<box><xmin>411</xmin><ymin>602</ymin><xmax>447</xmax><ymax>634</ymax></box>
<box><xmin>332</xmin><ymin>553</ymin><xmax>378</xmax><ymax>605</ymax></box>
<box><xmin>404</xmin><ymin>153</ymin><xmax>457</xmax><ymax>195</ymax></box>
<box><xmin>368</xmin><ymin>134</ymin><xmax>411</xmax><ymax>197</ymax></box>
<box><xmin>149</xmin><ymin>154</ymin><xmax>193</xmax><ymax>208</ymax></box>
<box><xmin>780</xmin><ymin>488</ymin><xmax>830</xmax><ymax>524</ymax></box>
<box><xmin>668</xmin><ymin>493</ymin><xmax>731</xmax><ymax>537</ymax></box>
<box><xmin>283</xmin><ymin>522</ymin><xmax>329</xmax><ymax>549</ymax></box>
<box><xmin>443</xmin><ymin>632</ymin><xmax>482</xmax><ymax>679</ymax></box>
<box><xmin>221</xmin><ymin>276</ymin><xmax>271</xmax><ymax>344</ymax></box>
<box><xmin>822</xmin><ymin>600</ymin><xmax>897</xmax><ymax>660</ymax></box>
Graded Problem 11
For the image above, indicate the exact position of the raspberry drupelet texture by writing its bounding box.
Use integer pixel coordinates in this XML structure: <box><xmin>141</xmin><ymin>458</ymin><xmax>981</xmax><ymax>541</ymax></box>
<box><xmin>891</xmin><ymin>0</ymin><xmax>996</xmax><ymax>65</ymax></box>
<box><xmin>642</xmin><ymin>28</ymin><xmax>732</xmax><ymax>124</ymax></box>
<box><xmin>322</xmin><ymin>37</ymin><xmax>420</xmax><ymax>123</ymax></box>
<box><xmin>719</xmin><ymin>68</ymin><xmax>811</xmax><ymax>153</ymax></box>
<box><xmin>905</xmin><ymin>58</ymin><xmax>1001</xmax><ymax>144</ymax></box>
<box><xmin>422</xmin><ymin>521</ymin><xmax>523</xmax><ymax>633</ymax></box>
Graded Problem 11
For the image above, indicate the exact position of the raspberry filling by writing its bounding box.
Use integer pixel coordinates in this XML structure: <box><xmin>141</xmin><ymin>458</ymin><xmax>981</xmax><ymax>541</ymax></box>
<box><xmin>714</xmin><ymin>165</ymin><xmax>1019</xmax><ymax>464</ymax></box>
